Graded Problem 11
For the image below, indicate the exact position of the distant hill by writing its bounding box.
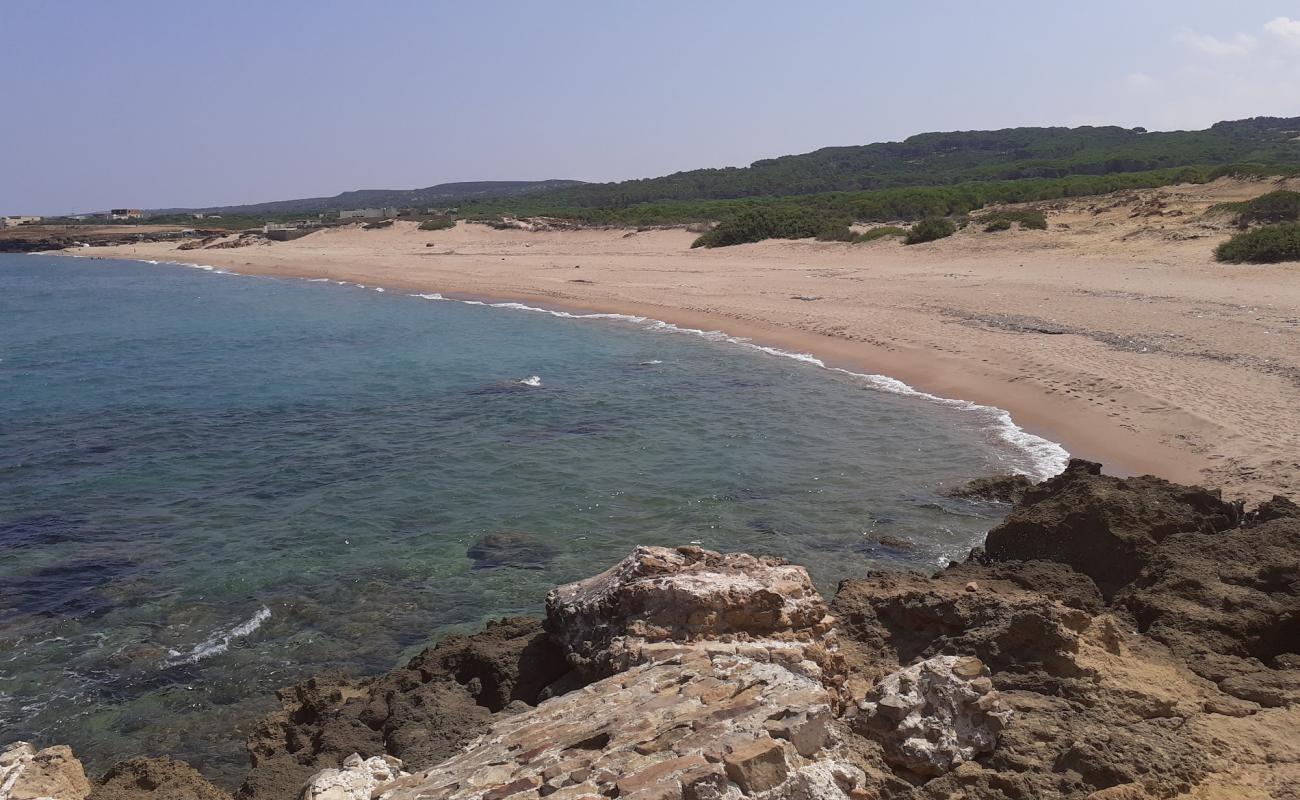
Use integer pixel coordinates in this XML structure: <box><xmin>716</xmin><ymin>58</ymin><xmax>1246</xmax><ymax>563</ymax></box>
<box><xmin>506</xmin><ymin>117</ymin><xmax>1300</xmax><ymax>209</ymax></box>
<box><xmin>151</xmin><ymin>180</ymin><xmax>586</xmax><ymax>216</ymax></box>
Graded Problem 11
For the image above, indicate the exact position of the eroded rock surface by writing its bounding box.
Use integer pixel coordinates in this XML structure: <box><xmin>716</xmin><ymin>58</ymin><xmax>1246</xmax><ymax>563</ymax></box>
<box><xmin>852</xmin><ymin>656</ymin><xmax>1011</xmax><ymax>778</ymax></box>
<box><xmin>983</xmin><ymin>459</ymin><xmax>1240</xmax><ymax>596</ymax></box>
<box><xmin>237</xmin><ymin>617</ymin><xmax>567</xmax><ymax>799</ymax></box>
<box><xmin>300</xmin><ymin>754</ymin><xmax>407</xmax><ymax>800</ymax></box>
<box><xmin>545</xmin><ymin>546</ymin><xmax>835</xmax><ymax>682</ymax></box>
<box><xmin>0</xmin><ymin>742</ymin><xmax>91</xmax><ymax>800</ymax></box>
<box><xmin>88</xmin><ymin>757</ymin><xmax>231</xmax><ymax>800</ymax></box>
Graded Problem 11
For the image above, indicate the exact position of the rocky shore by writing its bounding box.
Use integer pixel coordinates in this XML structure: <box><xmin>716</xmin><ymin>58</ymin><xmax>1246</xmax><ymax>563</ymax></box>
<box><xmin>4</xmin><ymin>460</ymin><xmax>1297</xmax><ymax>799</ymax></box>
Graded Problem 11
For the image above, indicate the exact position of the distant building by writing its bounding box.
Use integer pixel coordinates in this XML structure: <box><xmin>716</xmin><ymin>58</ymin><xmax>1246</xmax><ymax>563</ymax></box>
<box><xmin>1</xmin><ymin>215</ymin><xmax>42</xmax><ymax>228</ymax></box>
<box><xmin>338</xmin><ymin>207</ymin><xmax>397</xmax><ymax>220</ymax></box>
<box><xmin>109</xmin><ymin>208</ymin><xmax>144</xmax><ymax>220</ymax></box>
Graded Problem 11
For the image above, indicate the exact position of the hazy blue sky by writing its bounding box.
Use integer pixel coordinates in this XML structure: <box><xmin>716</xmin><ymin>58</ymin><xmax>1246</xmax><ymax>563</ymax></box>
<box><xmin>3</xmin><ymin>1</ymin><xmax>1299</xmax><ymax>215</ymax></box>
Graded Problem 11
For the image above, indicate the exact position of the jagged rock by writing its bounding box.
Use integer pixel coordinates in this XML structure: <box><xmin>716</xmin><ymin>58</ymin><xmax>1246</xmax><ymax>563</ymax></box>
<box><xmin>238</xmin><ymin>617</ymin><xmax>567</xmax><ymax>800</ymax></box>
<box><xmin>545</xmin><ymin>546</ymin><xmax>834</xmax><ymax>681</ymax></box>
<box><xmin>1116</xmin><ymin>514</ymin><xmax>1300</xmax><ymax>697</ymax></box>
<box><xmin>831</xmin><ymin>561</ymin><xmax>1099</xmax><ymax>695</ymax></box>
<box><xmin>851</xmin><ymin>656</ymin><xmax>1012</xmax><ymax>778</ymax></box>
<box><xmin>982</xmin><ymin>459</ymin><xmax>1240</xmax><ymax>596</ymax></box>
<box><xmin>0</xmin><ymin>742</ymin><xmax>91</xmax><ymax>800</ymax></box>
<box><xmin>467</xmin><ymin>531</ymin><xmax>557</xmax><ymax>570</ymax></box>
<box><xmin>378</xmin><ymin>650</ymin><xmax>861</xmax><ymax>800</ymax></box>
<box><xmin>301</xmin><ymin>754</ymin><xmax>407</xmax><ymax>800</ymax></box>
<box><xmin>944</xmin><ymin>474</ymin><xmax>1036</xmax><ymax>505</ymax></box>
<box><xmin>88</xmin><ymin>757</ymin><xmax>231</xmax><ymax>800</ymax></box>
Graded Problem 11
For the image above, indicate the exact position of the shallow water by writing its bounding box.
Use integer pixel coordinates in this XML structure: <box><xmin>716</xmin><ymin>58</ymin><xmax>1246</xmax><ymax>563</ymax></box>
<box><xmin>0</xmin><ymin>254</ymin><xmax>1058</xmax><ymax>782</ymax></box>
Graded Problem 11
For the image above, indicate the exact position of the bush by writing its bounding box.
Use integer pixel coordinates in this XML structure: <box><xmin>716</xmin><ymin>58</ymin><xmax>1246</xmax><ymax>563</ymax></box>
<box><xmin>1238</xmin><ymin>190</ymin><xmax>1300</xmax><ymax>226</ymax></box>
<box><xmin>977</xmin><ymin>209</ymin><xmax>1047</xmax><ymax>232</ymax></box>
<box><xmin>904</xmin><ymin>217</ymin><xmax>957</xmax><ymax>245</ymax></box>
<box><xmin>691</xmin><ymin>207</ymin><xmax>851</xmax><ymax>248</ymax></box>
<box><xmin>419</xmin><ymin>217</ymin><xmax>456</xmax><ymax>231</ymax></box>
<box><xmin>1214</xmin><ymin>223</ymin><xmax>1300</xmax><ymax>263</ymax></box>
<box><xmin>852</xmin><ymin>226</ymin><xmax>906</xmax><ymax>243</ymax></box>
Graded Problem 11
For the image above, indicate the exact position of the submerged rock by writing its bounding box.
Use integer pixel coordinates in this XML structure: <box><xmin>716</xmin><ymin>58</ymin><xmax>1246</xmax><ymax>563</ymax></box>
<box><xmin>944</xmin><ymin>473</ymin><xmax>1036</xmax><ymax>505</ymax></box>
<box><xmin>851</xmin><ymin>655</ymin><xmax>1012</xmax><ymax>777</ymax></box>
<box><xmin>466</xmin><ymin>531</ymin><xmax>557</xmax><ymax>570</ymax></box>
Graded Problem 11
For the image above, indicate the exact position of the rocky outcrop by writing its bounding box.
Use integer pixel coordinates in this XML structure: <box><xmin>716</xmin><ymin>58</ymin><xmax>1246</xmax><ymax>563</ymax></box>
<box><xmin>88</xmin><ymin>757</ymin><xmax>231</xmax><ymax>800</ymax></box>
<box><xmin>1116</xmin><ymin>511</ymin><xmax>1300</xmax><ymax>703</ymax></box>
<box><xmin>374</xmin><ymin>546</ymin><xmax>857</xmax><ymax>800</ymax></box>
<box><xmin>545</xmin><ymin>546</ymin><xmax>835</xmax><ymax>682</ymax></box>
<box><xmin>237</xmin><ymin>617</ymin><xmax>567</xmax><ymax>800</ymax></box>
<box><xmin>1</xmin><ymin>742</ymin><xmax>92</xmax><ymax>800</ymax></box>
<box><xmin>982</xmin><ymin>459</ymin><xmax>1240</xmax><ymax>596</ymax></box>
<box><xmin>8</xmin><ymin>466</ymin><xmax>1299</xmax><ymax>800</ymax></box>
<box><xmin>851</xmin><ymin>656</ymin><xmax>1011</xmax><ymax>778</ymax></box>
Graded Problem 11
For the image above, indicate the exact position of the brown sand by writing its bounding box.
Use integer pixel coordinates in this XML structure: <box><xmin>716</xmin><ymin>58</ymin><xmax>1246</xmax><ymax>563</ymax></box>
<box><xmin>69</xmin><ymin>177</ymin><xmax>1300</xmax><ymax>500</ymax></box>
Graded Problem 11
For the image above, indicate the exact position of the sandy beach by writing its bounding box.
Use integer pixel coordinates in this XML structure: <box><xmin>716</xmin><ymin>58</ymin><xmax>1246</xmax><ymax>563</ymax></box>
<box><xmin>71</xmin><ymin>178</ymin><xmax>1300</xmax><ymax>500</ymax></box>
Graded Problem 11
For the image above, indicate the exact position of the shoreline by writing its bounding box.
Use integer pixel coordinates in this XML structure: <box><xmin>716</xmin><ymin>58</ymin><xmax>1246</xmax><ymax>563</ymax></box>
<box><xmin>51</xmin><ymin>180</ymin><xmax>1300</xmax><ymax>500</ymax></box>
<box><xmin>67</xmin><ymin>251</ymin><xmax>1203</xmax><ymax>483</ymax></box>
<box><xmin>65</xmin><ymin>252</ymin><xmax>1080</xmax><ymax>479</ymax></box>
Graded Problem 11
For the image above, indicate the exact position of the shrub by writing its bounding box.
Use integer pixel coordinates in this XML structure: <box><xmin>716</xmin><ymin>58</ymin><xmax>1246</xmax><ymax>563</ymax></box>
<box><xmin>691</xmin><ymin>207</ymin><xmax>851</xmax><ymax>248</ymax></box>
<box><xmin>852</xmin><ymin>226</ymin><xmax>906</xmax><ymax>243</ymax></box>
<box><xmin>419</xmin><ymin>217</ymin><xmax>456</xmax><ymax>231</ymax></box>
<box><xmin>978</xmin><ymin>210</ymin><xmax>1047</xmax><ymax>231</ymax></box>
<box><xmin>1238</xmin><ymin>190</ymin><xmax>1300</xmax><ymax>226</ymax></box>
<box><xmin>1214</xmin><ymin>223</ymin><xmax>1300</xmax><ymax>263</ymax></box>
<box><xmin>904</xmin><ymin>217</ymin><xmax>957</xmax><ymax>245</ymax></box>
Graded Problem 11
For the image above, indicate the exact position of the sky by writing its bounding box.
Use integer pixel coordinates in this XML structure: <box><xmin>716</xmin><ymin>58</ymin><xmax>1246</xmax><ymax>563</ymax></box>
<box><xmin>3</xmin><ymin>1</ymin><xmax>1300</xmax><ymax>215</ymax></box>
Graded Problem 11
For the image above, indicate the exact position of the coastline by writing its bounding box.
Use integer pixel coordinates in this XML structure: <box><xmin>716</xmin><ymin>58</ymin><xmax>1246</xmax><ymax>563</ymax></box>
<box><xmin>56</xmin><ymin>180</ymin><xmax>1300</xmax><ymax>500</ymax></box>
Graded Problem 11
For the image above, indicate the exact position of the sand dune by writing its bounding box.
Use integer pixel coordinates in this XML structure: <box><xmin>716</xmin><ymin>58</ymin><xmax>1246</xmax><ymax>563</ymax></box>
<box><xmin>73</xmin><ymin>177</ymin><xmax>1300</xmax><ymax>500</ymax></box>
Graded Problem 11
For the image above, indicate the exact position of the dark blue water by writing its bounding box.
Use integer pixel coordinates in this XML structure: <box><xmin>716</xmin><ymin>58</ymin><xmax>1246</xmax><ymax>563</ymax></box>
<box><xmin>0</xmin><ymin>254</ymin><xmax>1057</xmax><ymax>781</ymax></box>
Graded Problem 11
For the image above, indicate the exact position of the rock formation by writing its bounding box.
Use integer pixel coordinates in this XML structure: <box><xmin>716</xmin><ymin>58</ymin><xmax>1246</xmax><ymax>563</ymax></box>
<box><xmin>5</xmin><ymin>460</ymin><xmax>1298</xmax><ymax>800</ymax></box>
<box><xmin>1</xmin><ymin>742</ymin><xmax>92</xmax><ymax>800</ymax></box>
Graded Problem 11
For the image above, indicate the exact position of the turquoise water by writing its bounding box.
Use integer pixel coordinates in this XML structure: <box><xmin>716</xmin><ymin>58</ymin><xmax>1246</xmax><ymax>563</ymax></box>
<box><xmin>0</xmin><ymin>254</ymin><xmax>1060</xmax><ymax>782</ymax></box>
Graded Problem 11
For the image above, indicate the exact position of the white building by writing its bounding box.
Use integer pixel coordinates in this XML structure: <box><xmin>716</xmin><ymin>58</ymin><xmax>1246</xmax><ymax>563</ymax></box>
<box><xmin>1</xmin><ymin>216</ymin><xmax>42</xmax><ymax>228</ymax></box>
<box><xmin>338</xmin><ymin>208</ymin><xmax>397</xmax><ymax>219</ymax></box>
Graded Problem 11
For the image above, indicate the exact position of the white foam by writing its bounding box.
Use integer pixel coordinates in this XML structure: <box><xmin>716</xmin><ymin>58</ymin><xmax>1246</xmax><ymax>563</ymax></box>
<box><xmin>518</xmin><ymin>375</ymin><xmax>542</xmax><ymax>387</ymax></box>
<box><xmin>165</xmin><ymin>606</ymin><xmax>270</xmax><ymax>666</ymax></box>
<box><xmin>639</xmin><ymin>359</ymin><xmax>664</xmax><ymax>365</ymax></box>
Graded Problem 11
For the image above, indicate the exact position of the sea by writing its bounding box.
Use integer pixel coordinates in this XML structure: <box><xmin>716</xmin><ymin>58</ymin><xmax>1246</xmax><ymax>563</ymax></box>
<box><xmin>0</xmin><ymin>253</ymin><xmax>1067</xmax><ymax>783</ymax></box>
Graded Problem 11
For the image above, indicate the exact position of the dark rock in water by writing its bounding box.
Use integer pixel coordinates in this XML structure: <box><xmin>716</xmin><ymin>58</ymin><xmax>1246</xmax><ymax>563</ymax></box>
<box><xmin>467</xmin><ymin>531</ymin><xmax>557</xmax><ymax>570</ymax></box>
<box><xmin>944</xmin><ymin>473</ymin><xmax>1036</xmax><ymax>505</ymax></box>
<box><xmin>89</xmin><ymin>757</ymin><xmax>231</xmax><ymax>800</ymax></box>
<box><xmin>982</xmin><ymin>458</ymin><xmax>1240</xmax><ymax>597</ymax></box>
<box><xmin>3</xmin><ymin>557</ymin><xmax>139</xmax><ymax>619</ymax></box>
<box><xmin>237</xmin><ymin>617</ymin><xmax>569</xmax><ymax>800</ymax></box>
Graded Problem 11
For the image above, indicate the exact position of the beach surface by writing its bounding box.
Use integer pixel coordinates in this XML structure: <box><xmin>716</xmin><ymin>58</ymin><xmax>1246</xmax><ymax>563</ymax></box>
<box><xmin>70</xmin><ymin>178</ymin><xmax>1300</xmax><ymax>500</ymax></box>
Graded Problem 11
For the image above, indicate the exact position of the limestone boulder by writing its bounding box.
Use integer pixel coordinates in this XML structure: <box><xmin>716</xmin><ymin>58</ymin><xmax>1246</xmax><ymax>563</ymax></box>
<box><xmin>850</xmin><ymin>656</ymin><xmax>1012</xmax><ymax>778</ymax></box>
<box><xmin>0</xmin><ymin>742</ymin><xmax>91</xmax><ymax>800</ymax></box>
<box><xmin>300</xmin><ymin>754</ymin><xmax>407</xmax><ymax>800</ymax></box>
<box><xmin>545</xmin><ymin>546</ymin><xmax>833</xmax><ymax>679</ymax></box>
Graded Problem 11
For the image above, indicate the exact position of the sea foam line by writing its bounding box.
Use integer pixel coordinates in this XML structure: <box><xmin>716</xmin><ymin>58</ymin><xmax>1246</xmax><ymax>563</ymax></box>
<box><xmin>165</xmin><ymin>606</ymin><xmax>270</xmax><ymax>666</ymax></box>
<box><xmin>411</xmin><ymin>292</ymin><xmax>1070</xmax><ymax>480</ymax></box>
